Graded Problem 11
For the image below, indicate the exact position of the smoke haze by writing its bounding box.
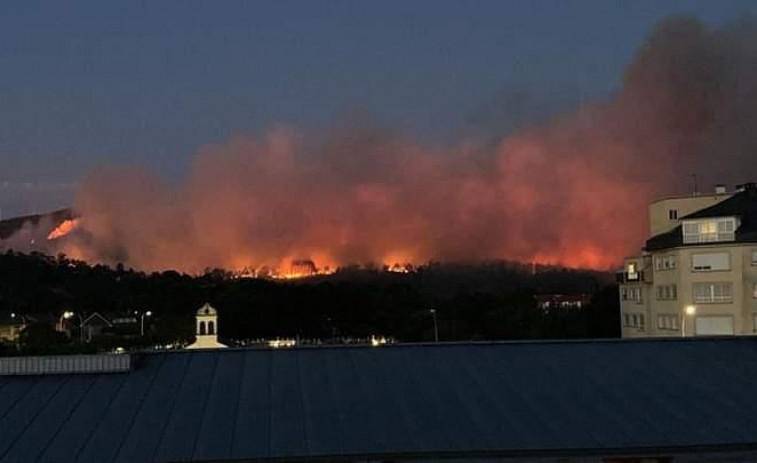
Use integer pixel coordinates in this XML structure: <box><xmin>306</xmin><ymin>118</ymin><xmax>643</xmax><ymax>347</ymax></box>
<box><xmin>5</xmin><ymin>16</ymin><xmax>757</xmax><ymax>273</ymax></box>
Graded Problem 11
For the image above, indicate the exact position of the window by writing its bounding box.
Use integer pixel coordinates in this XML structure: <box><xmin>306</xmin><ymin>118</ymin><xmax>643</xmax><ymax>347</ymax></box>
<box><xmin>623</xmin><ymin>312</ymin><xmax>645</xmax><ymax>329</ymax></box>
<box><xmin>753</xmin><ymin>282</ymin><xmax>757</xmax><ymax>299</ymax></box>
<box><xmin>208</xmin><ymin>321</ymin><xmax>215</xmax><ymax>335</ymax></box>
<box><xmin>682</xmin><ymin>218</ymin><xmax>737</xmax><ymax>244</ymax></box>
<box><xmin>692</xmin><ymin>252</ymin><xmax>730</xmax><ymax>272</ymax></box>
<box><xmin>752</xmin><ymin>314</ymin><xmax>757</xmax><ymax>332</ymax></box>
<box><xmin>752</xmin><ymin>250</ymin><xmax>757</xmax><ymax>266</ymax></box>
<box><xmin>657</xmin><ymin>314</ymin><xmax>680</xmax><ymax>330</ymax></box>
<box><xmin>694</xmin><ymin>282</ymin><xmax>733</xmax><ymax>303</ymax></box>
<box><xmin>622</xmin><ymin>287</ymin><xmax>642</xmax><ymax>302</ymax></box>
<box><xmin>655</xmin><ymin>254</ymin><xmax>678</xmax><ymax>271</ymax></box>
<box><xmin>695</xmin><ymin>316</ymin><xmax>734</xmax><ymax>335</ymax></box>
<box><xmin>656</xmin><ymin>284</ymin><xmax>678</xmax><ymax>301</ymax></box>
<box><xmin>669</xmin><ymin>209</ymin><xmax>678</xmax><ymax>220</ymax></box>
<box><xmin>626</xmin><ymin>262</ymin><xmax>639</xmax><ymax>281</ymax></box>
<box><xmin>199</xmin><ymin>321</ymin><xmax>206</xmax><ymax>335</ymax></box>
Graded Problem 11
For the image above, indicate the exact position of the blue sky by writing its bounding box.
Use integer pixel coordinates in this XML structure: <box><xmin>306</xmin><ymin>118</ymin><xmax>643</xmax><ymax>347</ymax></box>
<box><xmin>1</xmin><ymin>0</ymin><xmax>754</xmax><ymax>216</ymax></box>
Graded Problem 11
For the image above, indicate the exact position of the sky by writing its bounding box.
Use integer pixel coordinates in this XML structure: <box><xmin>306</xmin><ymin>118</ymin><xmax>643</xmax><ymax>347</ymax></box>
<box><xmin>1</xmin><ymin>0</ymin><xmax>755</xmax><ymax>218</ymax></box>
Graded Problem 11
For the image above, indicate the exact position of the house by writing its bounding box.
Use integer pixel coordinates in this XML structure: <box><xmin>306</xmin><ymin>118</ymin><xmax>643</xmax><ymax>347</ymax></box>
<box><xmin>80</xmin><ymin>312</ymin><xmax>113</xmax><ymax>341</ymax></box>
<box><xmin>620</xmin><ymin>183</ymin><xmax>757</xmax><ymax>337</ymax></box>
<box><xmin>0</xmin><ymin>313</ymin><xmax>27</xmax><ymax>344</ymax></box>
<box><xmin>2</xmin><ymin>337</ymin><xmax>757</xmax><ymax>462</ymax></box>
<box><xmin>534</xmin><ymin>294</ymin><xmax>590</xmax><ymax>312</ymax></box>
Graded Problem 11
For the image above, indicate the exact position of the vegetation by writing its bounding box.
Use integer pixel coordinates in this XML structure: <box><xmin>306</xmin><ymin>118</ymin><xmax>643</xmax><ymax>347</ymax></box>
<box><xmin>0</xmin><ymin>251</ymin><xmax>619</xmax><ymax>354</ymax></box>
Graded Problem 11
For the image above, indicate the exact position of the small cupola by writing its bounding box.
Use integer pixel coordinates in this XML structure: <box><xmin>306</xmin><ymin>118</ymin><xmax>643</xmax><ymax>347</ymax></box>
<box><xmin>186</xmin><ymin>303</ymin><xmax>227</xmax><ymax>349</ymax></box>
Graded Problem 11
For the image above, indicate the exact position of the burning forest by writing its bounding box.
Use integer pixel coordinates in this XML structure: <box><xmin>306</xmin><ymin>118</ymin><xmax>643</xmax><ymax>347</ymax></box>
<box><xmin>3</xmin><ymin>17</ymin><xmax>757</xmax><ymax>274</ymax></box>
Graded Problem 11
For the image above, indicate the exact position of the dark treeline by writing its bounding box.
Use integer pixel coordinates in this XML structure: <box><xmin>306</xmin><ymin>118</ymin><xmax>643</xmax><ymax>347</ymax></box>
<box><xmin>0</xmin><ymin>251</ymin><xmax>620</xmax><ymax>353</ymax></box>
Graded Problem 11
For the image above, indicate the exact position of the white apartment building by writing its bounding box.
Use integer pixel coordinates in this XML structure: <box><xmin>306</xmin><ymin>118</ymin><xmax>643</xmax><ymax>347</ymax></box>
<box><xmin>619</xmin><ymin>183</ymin><xmax>757</xmax><ymax>337</ymax></box>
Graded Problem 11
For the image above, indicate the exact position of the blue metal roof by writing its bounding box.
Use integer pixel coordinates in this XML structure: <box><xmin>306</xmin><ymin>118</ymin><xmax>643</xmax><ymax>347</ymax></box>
<box><xmin>3</xmin><ymin>338</ymin><xmax>757</xmax><ymax>462</ymax></box>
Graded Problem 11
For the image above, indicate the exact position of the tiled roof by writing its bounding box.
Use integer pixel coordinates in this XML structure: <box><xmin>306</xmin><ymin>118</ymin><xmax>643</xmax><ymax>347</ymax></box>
<box><xmin>3</xmin><ymin>338</ymin><xmax>757</xmax><ymax>462</ymax></box>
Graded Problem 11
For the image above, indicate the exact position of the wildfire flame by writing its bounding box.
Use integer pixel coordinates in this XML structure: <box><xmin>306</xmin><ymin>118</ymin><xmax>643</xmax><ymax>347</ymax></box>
<box><xmin>47</xmin><ymin>219</ymin><xmax>80</xmax><ymax>240</ymax></box>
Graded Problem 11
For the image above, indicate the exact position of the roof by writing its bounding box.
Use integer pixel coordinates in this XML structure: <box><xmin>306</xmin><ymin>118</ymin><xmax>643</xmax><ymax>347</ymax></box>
<box><xmin>197</xmin><ymin>303</ymin><xmax>217</xmax><ymax>315</ymax></box>
<box><xmin>646</xmin><ymin>185</ymin><xmax>757</xmax><ymax>251</ymax></box>
<box><xmin>3</xmin><ymin>338</ymin><xmax>757</xmax><ymax>462</ymax></box>
<box><xmin>81</xmin><ymin>312</ymin><xmax>113</xmax><ymax>328</ymax></box>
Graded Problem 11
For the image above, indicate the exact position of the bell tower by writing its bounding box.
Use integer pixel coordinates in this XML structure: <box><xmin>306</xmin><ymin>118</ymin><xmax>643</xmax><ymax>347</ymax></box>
<box><xmin>186</xmin><ymin>303</ymin><xmax>227</xmax><ymax>349</ymax></box>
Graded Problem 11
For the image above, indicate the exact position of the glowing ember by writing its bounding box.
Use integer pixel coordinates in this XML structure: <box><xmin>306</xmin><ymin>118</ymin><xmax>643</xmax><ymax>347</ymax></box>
<box><xmin>47</xmin><ymin>219</ymin><xmax>80</xmax><ymax>240</ymax></box>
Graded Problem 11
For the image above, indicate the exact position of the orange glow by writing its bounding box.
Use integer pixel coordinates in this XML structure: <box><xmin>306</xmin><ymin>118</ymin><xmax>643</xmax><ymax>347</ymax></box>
<box><xmin>47</xmin><ymin>219</ymin><xmax>80</xmax><ymax>240</ymax></box>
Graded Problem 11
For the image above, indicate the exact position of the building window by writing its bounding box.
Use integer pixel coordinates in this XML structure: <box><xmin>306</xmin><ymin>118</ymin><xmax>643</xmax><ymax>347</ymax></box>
<box><xmin>656</xmin><ymin>284</ymin><xmax>678</xmax><ymax>301</ymax></box>
<box><xmin>657</xmin><ymin>314</ymin><xmax>680</xmax><ymax>331</ymax></box>
<box><xmin>669</xmin><ymin>210</ymin><xmax>678</xmax><ymax>220</ymax></box>
<box><xmin>655</xmin><ymin>255</ymin><xmax>677</xmax><ymax>271</ymax></box>
<box><xmin>752</xmin><ymin>314</ymin><xmax>757</xmax><ymax>332</ymax></box>
<box><xmin>199</xmin><ymin>321</ymin><xmax>206</xmax><ymax>335</ymax></box>
<box><xmin>622</xmin><ymin>287</ymin><xmax>642</xmax><ymax>302</ymax></box>
<box><xmin>693</xmin><ymin>282</ymin><xmax>733</xmax><ymax>304</ymax></box>
<box><xmin>626</xmin><ymin>262</ymin><xmax>639</xmax><ymax>281</ymax></box>
<box><xmin>752</xmin><ymin>250</ymin><xmax>757</xmax><ymax>266</ymax></box>
<box><xmin>753</xmin><ymin>283</ymin><xmax>757</xmax><ymax>299</ymax></box>
<box><xmin>623</xmin><ymin>313</ymin><xmax>645</xmax><ymax>329</ymax></box>
<box><xmin>692</xmin><ymin>252</ymin><xmax>730</xmax><ymax>272</ymax></box>
<box><xmin>682</xmin><ymin>217</ymin><xmax>737</xmax><ymax>244</ymax></box>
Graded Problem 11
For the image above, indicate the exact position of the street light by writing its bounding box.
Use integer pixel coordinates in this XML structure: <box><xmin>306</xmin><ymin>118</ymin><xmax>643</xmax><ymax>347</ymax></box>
<box><xmin>682</xmin><ymin>305</ymin><xmax>697</xmax><ymax>337</ymax></box>
<box><xmin>10</xmin><ymin>312</ymin><xmax>27</xmax><ymax>325</ymax></box>
<box><xmin>62</xmin><ymin>311</ymin><xmax>84</xmax><ymax>343</ymax></box>
<box><xmin>429</xmin><ymin>309</ymin><xmax>439</xmax><ymax>343</ymax></box>
<box><xmin>139</xmin><ymin>311</ymin><xmax>152</xmax><ymax>337</ymax></box>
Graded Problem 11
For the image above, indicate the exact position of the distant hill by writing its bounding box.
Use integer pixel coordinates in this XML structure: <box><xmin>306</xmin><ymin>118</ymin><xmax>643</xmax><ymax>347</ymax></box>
<box><xmin>0</xmin><ymin>209</ymin><xmax>73</xmax><ymax>240</ymax></box>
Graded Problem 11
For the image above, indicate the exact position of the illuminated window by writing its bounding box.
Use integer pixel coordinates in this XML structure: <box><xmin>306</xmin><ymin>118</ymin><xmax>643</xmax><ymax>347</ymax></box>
<box><xmin>694</xmin><ymin>282</ymin><xmax>733</xmax><ymax>304</ymax></box>
<box><xmin>626</xmin><ymin>262</ymin><xmax>639</xmax><ymax>281</ymax></box>
<box><xmin>683</xmin><ymin>218</ymin><xmax>737</xmax><ymax>244</ymax></box>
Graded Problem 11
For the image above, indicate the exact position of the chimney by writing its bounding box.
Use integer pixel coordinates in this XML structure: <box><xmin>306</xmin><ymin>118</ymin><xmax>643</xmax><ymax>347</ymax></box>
<box><xmin>715</xmin><ymin>184</ymin><xmax>727</xmax><ymax>194</ymax></box>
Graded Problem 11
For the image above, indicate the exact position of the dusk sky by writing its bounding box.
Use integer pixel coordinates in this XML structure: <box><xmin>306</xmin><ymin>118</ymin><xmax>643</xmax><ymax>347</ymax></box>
<box><xmin>1</xmin><ymin>0</ymin><xmax>755</xmax><ymax>217</ymax></box>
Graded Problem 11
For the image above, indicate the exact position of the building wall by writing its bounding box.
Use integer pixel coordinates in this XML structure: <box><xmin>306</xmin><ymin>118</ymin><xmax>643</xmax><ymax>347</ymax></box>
<box><xmin>621</xmin><ymin>244</ymin><xmax>757</xmax><ymax>337</ymax></box>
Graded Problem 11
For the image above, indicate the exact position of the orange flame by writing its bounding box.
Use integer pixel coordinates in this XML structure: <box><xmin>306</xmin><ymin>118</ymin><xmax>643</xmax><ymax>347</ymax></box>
<box><xmin>47</xmin><ymin>219</ymin><xmax>80</xmax><ymax>240</ymax></box>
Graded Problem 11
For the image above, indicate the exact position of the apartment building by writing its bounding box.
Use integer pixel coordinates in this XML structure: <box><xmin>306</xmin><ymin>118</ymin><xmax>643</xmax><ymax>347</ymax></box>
<box><xmin>619</xmin><ymin>183</ymin><xmax>757</xmax><ymax>337</ymax></box>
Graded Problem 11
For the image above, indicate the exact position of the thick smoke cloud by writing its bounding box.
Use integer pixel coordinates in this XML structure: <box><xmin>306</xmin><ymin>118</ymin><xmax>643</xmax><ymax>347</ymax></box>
<box><xmin>10</xmin><ymin>17</ymin><xmax>757</xmax><ymax>273</ymax></box>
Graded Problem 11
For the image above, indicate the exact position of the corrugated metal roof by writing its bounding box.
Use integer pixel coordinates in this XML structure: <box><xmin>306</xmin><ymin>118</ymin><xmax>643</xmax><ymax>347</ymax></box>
<box><xmin>2</xmin><ymin>338</ymin><xmax>757</xmax><ymax>462</ymax></box>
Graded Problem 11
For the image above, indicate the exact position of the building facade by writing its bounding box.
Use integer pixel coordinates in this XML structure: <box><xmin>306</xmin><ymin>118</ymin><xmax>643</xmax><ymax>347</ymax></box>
<box><xmin>620</xmin><ymin>183</ymin><xmax>757</xmax><ymax>337</ymax></box>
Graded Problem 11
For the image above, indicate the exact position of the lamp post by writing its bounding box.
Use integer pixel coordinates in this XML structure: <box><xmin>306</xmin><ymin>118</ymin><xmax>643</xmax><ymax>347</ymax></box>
<box><xmin>138</xmin><ymin>311</ymin><xmax>152</xmax><ymax>337</ymax></box>
<box><xmin>682</xmin><ymin>305</ymin><xmax>696</xmax><ymax>337</ymax></box>
<box><xmin>10</xmin><ymin>312</ymin><xmax>27</xmax><ymax>326</ymax></box>
<box><xmin>62</xmin><ymin>311</ymin><xmax>84</xmax><ymax>343</ymax></box>
<box><xmin>429</xmin><ymin>309</ymin><xmax>439</xmax><ymax>343</ymax></box>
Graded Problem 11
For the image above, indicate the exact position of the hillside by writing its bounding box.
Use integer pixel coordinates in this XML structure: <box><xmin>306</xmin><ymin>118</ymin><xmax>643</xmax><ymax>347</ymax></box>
<box><xmin>0</xmin><ymin>208</ymin><xmax>73</xmax><ymax>240</ymax></box>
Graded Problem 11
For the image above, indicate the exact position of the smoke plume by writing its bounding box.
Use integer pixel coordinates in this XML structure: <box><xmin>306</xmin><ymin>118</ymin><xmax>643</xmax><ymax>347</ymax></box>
<box><xmin>7</xmin><ymin>17</ymin><xmax>757</xmax><ymax>273</ymax></box>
